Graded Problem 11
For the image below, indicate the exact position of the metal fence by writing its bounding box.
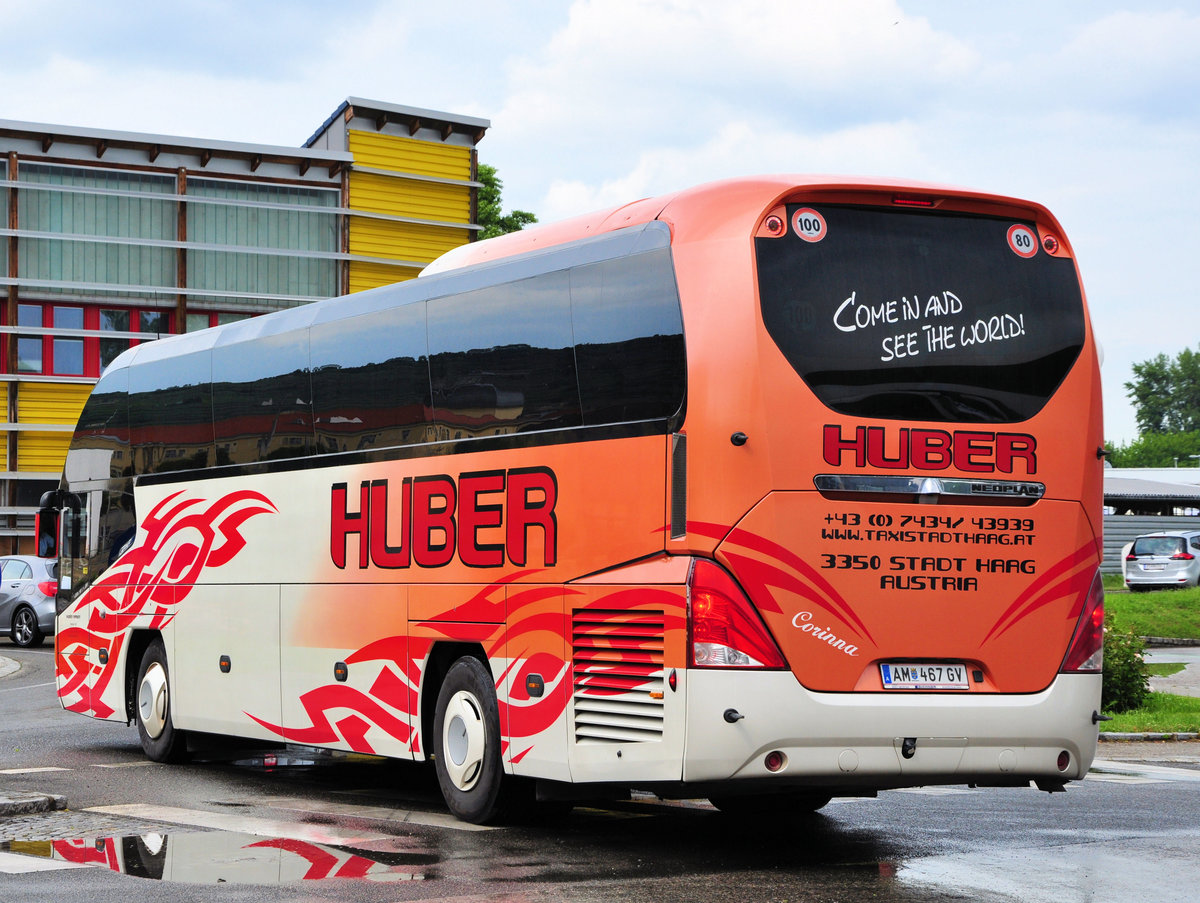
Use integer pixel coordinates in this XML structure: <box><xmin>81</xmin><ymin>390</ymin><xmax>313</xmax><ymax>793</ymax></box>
<box><xmin>1102</xmin><ymin>515</ymin><xmax>1200</xmax><ymax>574</ymax></box>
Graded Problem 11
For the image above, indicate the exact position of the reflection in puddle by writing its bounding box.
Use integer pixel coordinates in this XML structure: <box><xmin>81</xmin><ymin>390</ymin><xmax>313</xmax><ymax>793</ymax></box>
<box><xmin>1</xmin><ymin>831</ymin><xmax>438</xmax><ymax>885</ymax></box>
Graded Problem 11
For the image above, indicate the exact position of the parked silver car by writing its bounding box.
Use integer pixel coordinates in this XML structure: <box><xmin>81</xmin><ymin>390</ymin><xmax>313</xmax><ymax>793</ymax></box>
<box><xmin>0</xmin><ymin>556</ymin><xmax>58</xmax><ymax>647</ymax></box>
<box><xmin>1124</xmin><ymin>531</ymin><xmax>1200</xmax><ymax>592</ymax></box>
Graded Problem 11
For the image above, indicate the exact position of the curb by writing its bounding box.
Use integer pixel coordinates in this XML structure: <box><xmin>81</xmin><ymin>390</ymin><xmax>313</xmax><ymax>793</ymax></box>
<box><xmin>0</xmin><ymin>655</ymin><xmax>17</xmax><ymax>680</ymax></box>
<box><xmin>0</xmin><ymin>791</ymin><xmax>68</xmax><ymax>817</ymax></box>
<box><xmin>1099</xmin><ymin>732</ymin><xmax>1199</xmax><ymax>742</ymax></box>
<box><xmin>1143</xmin><ymin>637</ymin><xmax>1200</xmax><ymax>647</ymax></box>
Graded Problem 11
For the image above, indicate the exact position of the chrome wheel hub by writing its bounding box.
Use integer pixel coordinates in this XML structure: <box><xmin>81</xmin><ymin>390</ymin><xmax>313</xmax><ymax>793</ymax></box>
<box><xmin>442</xmin><ymin>690</ymin><xmax>485</xmax><ymax>791</ymax></box>
<box><xmin>138</xmin><ymin>662</ymin><xmax>169</xmax><ymax>739</ymax></box>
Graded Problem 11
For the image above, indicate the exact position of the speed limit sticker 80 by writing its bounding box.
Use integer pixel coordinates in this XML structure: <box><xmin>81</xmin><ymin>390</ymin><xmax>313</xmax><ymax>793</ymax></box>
<box><xmin>792</xmin><ymin>208</ymin><xmax>827</xmax><ymax>243</ymax></box>
<box><xmin>1007</xmin><ymin>223</ymin><xmax>1039</xmax><ymax>258</ymax></box>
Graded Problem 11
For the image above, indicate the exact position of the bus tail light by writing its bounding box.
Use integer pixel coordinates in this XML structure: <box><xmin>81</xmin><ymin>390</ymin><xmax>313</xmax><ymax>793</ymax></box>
<box><xmin>1060</xmin><ymin>570</ymin><xmax>1104</xmax><ymax>673</ymax></box>
<box><xmin>688</xmin><ymin>559</ymin><xmax>786</xmax><ymax>669</ymax></box>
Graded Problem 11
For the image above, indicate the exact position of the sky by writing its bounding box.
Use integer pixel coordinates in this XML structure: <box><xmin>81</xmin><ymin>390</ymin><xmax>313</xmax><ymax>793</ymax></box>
<box><xmin>2</xmin><ymin>0</ymin><xmax>1198</xmax><ymax>444</ymax></box>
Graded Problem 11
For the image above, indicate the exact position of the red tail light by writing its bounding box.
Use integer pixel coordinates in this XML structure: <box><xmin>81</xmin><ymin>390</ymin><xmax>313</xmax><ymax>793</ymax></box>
<box><xmin>1171</xmin><ymin>552</ymin><xmax>1195</xmax><ymax>561</ymax></box>
<box><xmin>38</xmin><ymin>580</ymin><xmax>57</xmax><ymax>597</ymax></box>
<box><xmin>892</xmin><ymin>194</ymin><xmax>937</xmax><ymax>208</ymax></box>
<box><xmin>1125</xmin><ymin>553</ymin><xmax>1137</xmax><ymax>561</ymax></box>
<box><xmin>1061</xmin><ymin>570</ymin><xmax>1104</xmax><ymax>673</ymax></box>
<box><xmin>688</xmin><ymin>559</ymin><xmax>785</xmax><ymax>669</ymax></box>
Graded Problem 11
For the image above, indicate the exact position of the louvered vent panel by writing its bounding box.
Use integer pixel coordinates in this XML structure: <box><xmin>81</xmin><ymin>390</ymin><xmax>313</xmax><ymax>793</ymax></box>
<box><xmin>572</xmin><ymin>608</ymin><xmax>665</xmax><ymax>744</ymax></box>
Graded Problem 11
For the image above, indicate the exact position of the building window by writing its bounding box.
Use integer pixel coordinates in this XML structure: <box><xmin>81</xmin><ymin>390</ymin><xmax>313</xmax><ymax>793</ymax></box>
<box><xmin>17</xmin><ymin>304</ymin><xmax>43</xmax><ymax>373</ymax></box>
<box><xmin>100</xmin><ymin>309</ymin><xmax>131</xmax><ymax>371</ymax></box>
<box><xmin>52</xmin><ymin>306</ymin><xmax>85</xmax><ymax>375</ymax></box>
<box><xmin>14</xmin><ymin>302</ymin><xmax>179</xmax><ymax>376</ymax></box>
<box><xmin>16</xmin><ymin>164</ymin><xmax>176</xmax><ymax>298</ymax></box>
<box><xmin>139</xmin><ymin>311</ymin><xmax>169</xmax><ymax>335</ymax></box>
<box><xmin>186</xmin><ymin>178</ymin><xmax>338</xmax><ymax>309</ymax></box>
<box><xmin>98</xmin><ymin>307</ymin><xmax>173</xmax><ymax>371</ymax></box>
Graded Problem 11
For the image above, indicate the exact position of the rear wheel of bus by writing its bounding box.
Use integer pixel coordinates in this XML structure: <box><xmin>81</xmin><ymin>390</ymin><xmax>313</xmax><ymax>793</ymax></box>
<box><xmin>135</xmin><ymin>638</ymin><xmax>187</xmax><ymax>762</ymax></box>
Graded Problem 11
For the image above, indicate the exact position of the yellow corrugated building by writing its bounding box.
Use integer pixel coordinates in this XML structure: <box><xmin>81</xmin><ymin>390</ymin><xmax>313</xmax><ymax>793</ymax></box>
<box><xmin>307</xmin><ymin>98</ymin><xmax>487</xmax><ymax>292</ymax></box>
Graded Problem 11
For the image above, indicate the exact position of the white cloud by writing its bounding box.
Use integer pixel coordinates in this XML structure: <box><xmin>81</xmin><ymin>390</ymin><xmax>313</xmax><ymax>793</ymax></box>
<box><xmin>489</xmin><ymin>0</ymin><xmax>976</xmax><ymax>208</ymax></box>
<box><xmin>537</xmin><ymin>118</ymin><xmax>933</xmax><ymax>221</ymax></box>
<box><xmin>1054</xmin><ymin>10</ymin><xmax>1200</xmax><ymax>115</ymax></box>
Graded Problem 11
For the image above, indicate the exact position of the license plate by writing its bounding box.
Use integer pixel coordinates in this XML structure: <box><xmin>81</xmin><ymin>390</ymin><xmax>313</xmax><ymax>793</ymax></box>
<box><xmin>1142</xmin><ymin>563</ymin><xmax>1165</xmax><ymax>571</ymax></box>
<box><xmin>881</xmin><ymin>662</ymin><xmax>970</xmax><ymax>690</ymax></box>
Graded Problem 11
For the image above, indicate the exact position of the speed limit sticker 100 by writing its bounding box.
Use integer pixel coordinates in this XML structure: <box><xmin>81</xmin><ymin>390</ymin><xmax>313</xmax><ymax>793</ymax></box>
<box><xmin>792</xmin><ymin>208</ymin><xmax>827</xmax><ymax>243</ymax></box>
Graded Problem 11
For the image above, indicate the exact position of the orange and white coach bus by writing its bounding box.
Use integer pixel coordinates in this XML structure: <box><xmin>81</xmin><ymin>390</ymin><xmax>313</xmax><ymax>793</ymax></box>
<box><xmin>44</xmin><ymin>175</ymin><xmax>1105</xmax><ymax>823</ymax></box>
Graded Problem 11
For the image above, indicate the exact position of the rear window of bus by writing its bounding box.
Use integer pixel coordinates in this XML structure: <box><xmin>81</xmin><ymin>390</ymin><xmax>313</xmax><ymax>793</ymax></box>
<box><xmin>756</xmin><ymin>204</ymin><xmax>1086</xmax><ymax>424</ymax></box>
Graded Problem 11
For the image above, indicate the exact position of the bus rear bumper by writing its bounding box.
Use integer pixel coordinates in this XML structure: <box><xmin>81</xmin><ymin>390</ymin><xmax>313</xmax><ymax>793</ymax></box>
<box><xmin>682</xmin><ymin>670</ymin><xmax>1102</xmax><ymax>789</ymax></box>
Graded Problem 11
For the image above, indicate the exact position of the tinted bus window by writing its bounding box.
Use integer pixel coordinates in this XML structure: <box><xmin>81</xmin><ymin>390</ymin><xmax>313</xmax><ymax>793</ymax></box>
<box><xmin>213</xmin><ymin>331</ymin><xmax>315</xmax><ymax>466</ymax></box>
<box><xmin>65</xmin><ymin>366</ymin><xmax>131</xmax><ymax>482</ymax></box>
<box><xmin>310</xmin><ymin>303</ymin><xmax>433</xmax><ymax>454</ymax></box>
<box><xmin>128</xmin><ymin>350</ymin><xmax>214</xmax><ymax>474</ymax></box>
<box><xmin>570</xmin><ymin>249</ymin><xmax>685</xmax><ymax>425</ymax></box>
<box><xmin>756</xmin><ymin>205</ymin><xmax>1086</xmax><ymax>423</ymax></box>
<box><xmin>428</xmin><ymin>272</ymin><xmax>581</xmax><ymax>439</ymax></box>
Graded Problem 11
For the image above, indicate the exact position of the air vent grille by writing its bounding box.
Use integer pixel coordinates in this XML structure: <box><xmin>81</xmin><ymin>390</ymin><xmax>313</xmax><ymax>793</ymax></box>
<box><xmin>572</xmin><ymin>608</ymin><xmax>665</xmax><ymax>744</ymax></box>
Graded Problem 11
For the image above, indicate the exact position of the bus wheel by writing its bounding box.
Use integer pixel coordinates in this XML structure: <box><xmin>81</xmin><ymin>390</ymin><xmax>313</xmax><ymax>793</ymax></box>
<box><xmin>708</xmin><ymin>791</ymin><xmax>832</xmax><ymax>817</ymax></box>
<box><xmin>11</xmin><ymin>606</ymin><xmax>44</xmax><ymax>648</ymax></box>
<box><xmin>433</xmin><ymin>656</ymin><xmax>508</xmax><ymax>824</ymax></box>
<box><xmin>135</xmin><ymin>639</ymin><xmax>186</xmax><ymax>762</ymax></box>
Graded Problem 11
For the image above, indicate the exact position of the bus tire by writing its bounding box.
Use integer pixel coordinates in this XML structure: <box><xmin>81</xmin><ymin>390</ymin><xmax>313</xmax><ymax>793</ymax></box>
<box><xmin>11</xmin><ymin>606</ymin><xmax>44</xmax><ymax>648</ymax></box>
<box><xmin>708</xmin><ymin>790</ymin><xmax>832</xmax><ymax>817</ymax></box>
<box><xmin>433</xmin><ymin>656</ymin><xmax>509</xmax><ymax>824</ymax></box>
<box><xmin>135</xmin><ymin>638</ymin><xmax>187</xmax><ymax>763</ymax></box>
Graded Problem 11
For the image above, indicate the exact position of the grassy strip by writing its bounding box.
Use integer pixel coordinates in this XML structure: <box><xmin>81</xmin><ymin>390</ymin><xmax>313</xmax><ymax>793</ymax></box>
<box><xmin>1102</xmin><ymin>573</ymin><xmax>1125</xmax><ymax>591</ymax></box>
<box><xmin>1105</xmin><ymin>586</ymin><xmax>1200</xmax><ymax>639</ymax></box>
<box><xmin>1101</xmin><ymin>692</ymin><xmax>1200</xmax><ymax>733</ymax></box>
<box><xmin>1147</xmin><ymin>662</ymin><xmax>1186</xmax><ymax>678</ymax></box>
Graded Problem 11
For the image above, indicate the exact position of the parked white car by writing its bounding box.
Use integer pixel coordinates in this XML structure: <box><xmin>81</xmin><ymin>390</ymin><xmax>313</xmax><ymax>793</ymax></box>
<box><xmin>1124</xmin><ymin>531</ymin><xmax>1200</xmax><ymax>592</ymax></box>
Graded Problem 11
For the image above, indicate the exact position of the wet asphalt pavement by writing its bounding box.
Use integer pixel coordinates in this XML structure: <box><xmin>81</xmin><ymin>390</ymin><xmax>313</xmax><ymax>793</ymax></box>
<box><xmin>4</xmin><ymin>646</ymin><xmax>1200</xmax><ymax>902</ymax></box>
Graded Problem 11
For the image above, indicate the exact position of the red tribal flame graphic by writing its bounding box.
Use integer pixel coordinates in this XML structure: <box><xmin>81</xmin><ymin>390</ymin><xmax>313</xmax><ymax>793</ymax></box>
<box><xmin>56</xmin><ymin>490</ymin><xmax>276</xmax><ymax>718</ymax></box>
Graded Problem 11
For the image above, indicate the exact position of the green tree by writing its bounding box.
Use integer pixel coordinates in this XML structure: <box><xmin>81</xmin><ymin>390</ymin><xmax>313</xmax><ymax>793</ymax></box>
<box><xmin>1106</xmin><ymin>430</ymin><xmax>1200</xmax><ymax>467</ymax></box>
<box><xmin>477</xmin><ymin>163</ymin><xmax>537</xmax><ymax>239</ymax></box>
<box><xmin>1125</xmin><ymin>345</ymin><xmax>1200</xmax><ymax>434</ymax></box>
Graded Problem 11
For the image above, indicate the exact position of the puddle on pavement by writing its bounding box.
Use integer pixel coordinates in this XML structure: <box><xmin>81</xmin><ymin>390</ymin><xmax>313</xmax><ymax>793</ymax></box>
<box><xmin>1</xmin><ymin>830</ymin><xmax>439</xmax><ymax>884</ymax></box>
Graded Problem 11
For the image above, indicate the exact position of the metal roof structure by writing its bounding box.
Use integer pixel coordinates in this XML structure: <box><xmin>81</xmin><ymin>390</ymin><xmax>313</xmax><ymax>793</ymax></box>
<box><xmin>1105</xmin><ymin>470</ymin><xmax>1200</xmax><ymax>515</ymax></box>
<box><xmin>305</xmin><ymin>97</ymin><xmax>489</xmax><ymax>151</ymax></box>
<box><xmin>0</xmin><ymin>118</ymin><xmax>351</xmax><ymax>181</ymax></box>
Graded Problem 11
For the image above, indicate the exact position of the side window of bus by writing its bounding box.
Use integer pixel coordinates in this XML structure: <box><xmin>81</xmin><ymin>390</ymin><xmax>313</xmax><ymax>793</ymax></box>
<box><xmin>62</xmin><ymin>487</ymin><xmax>136</xmax><ymax>600</ymax></box>
<box><xmin>66</xmin><ymin>367</ymin><xmax>131</xmax><ymax>482</ymax></box>
<box><xmin>213</xmin><ymin>331</ymin><xmax>315</xmax><ymax>466</ymax></box>
<box><xmin>128</xmin><ymin>350</ymin><xmax>214</xmax><ymax>475</ymax></box>
<box><xmin>428</xmin><ymin>271</ymin><xmax>582</xmax><ymax>439</ymax></box>
<box><xmin>570</xmin><ymin>249</ymin><xmax>686</xmax><ymax>425</ymax></box>
<box><xmin>310</xmin><ymin>302</ymin><xmax>433</xmax><ymax>454</ymax></box>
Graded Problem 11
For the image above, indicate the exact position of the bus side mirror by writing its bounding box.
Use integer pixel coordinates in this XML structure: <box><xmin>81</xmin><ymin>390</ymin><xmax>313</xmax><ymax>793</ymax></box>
<box><xmin>35</xmin><ymin>507</ymin><xmax>59</xmax><ymax>559</ymax></box>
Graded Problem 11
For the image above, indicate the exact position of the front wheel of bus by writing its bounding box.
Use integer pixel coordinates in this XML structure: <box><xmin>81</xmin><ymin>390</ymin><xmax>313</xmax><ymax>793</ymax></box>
<box><xmin>433</xmin><ymin>656</ymin><xmax>509</xmax><ymax>824</ymax></box>
<box><xmin>136</xmin><ymin>639</ymin><xmax>186</xmax><ymax>763</ymax></box>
